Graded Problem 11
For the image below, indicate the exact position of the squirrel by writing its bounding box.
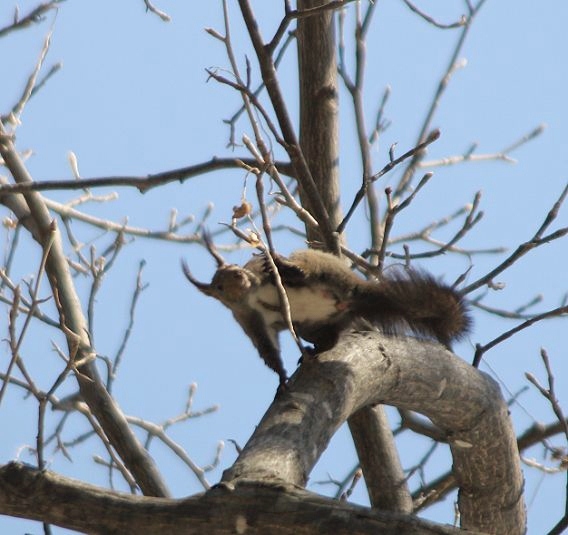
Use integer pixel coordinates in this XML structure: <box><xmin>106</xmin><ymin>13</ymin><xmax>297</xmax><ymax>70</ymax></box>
<box><xmin>182</xmin><ymin>247</ymin><xmax>471</xmax><ymax>388</ymax></box>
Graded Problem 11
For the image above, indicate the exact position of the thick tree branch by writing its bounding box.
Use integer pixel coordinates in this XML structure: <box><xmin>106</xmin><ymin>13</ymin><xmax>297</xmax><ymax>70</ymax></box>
<box><xmin>222</xmin><ymin>332</ymin><xmax>525</xmax><ymax>534</ymax></box>
<box><xmin>0</xmin><ymin>462</ymin><xmax>481</xmax><ymax>535</ymax></box>
<box><xmin>415</xmin><ymin>417</ymin><xmax>568</xmax><ymax>513</ymax></box>
<box><xmin>348</xmin><ymin>405</ymin><xmax>413</xmax><ymax>513</ymax></box>
<box><xmin>297</xmin><ymin>0</ymin><xmax>343</xmax><ymax>239</ymax></box>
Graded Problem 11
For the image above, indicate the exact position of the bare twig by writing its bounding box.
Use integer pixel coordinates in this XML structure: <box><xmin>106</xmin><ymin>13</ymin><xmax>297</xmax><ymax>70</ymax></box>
<box><xmin>420</xmin><ymin>151</ymin><xmax>516</xmax><ymax>167</ymax></box>
<box><xmin>337</xmin><ymin>129</ymin><xmax>440</xmax><ymax>234</ymax></box>
<box><xmin>109</xmin><ymin>261</ymin><xmax>148</xmax><ymax>389</ymax></box>
<box><xmin>268</xmin><ymin>167</ymin><xmax>319</xmax><ymax>231</ymax></box>
<box><xmin>526</xmin><ymin>350</ymin><xmax>568</xmax><ymax>442</ymax></box>
<box><xmin>86</xmin><ymin>234</ymin><xmax>125</xmax><ymax>338</ymax></box>
<box><xmin>0</xmin><ymin>270</ymin><xmax>59</xmax><ymax>328</ymax></box>
<box><xmin>0</xmin><ymin>222</ymin><xmax>56</xmax><ymax>408</ymax></box>
<box><xmin>135</xmin><ymin>384</ymin><xmax>219</xmax><ymax>489</ymax></box>
<box><xmin>328</xmin><ymin>465</ymin><xmax>362</xmax><ymax>501</ymax></box>
<box><xmin>4</xmin><ymin>29</ymin><xmax>53</xmax><ymax>125</ymax></box>
<box><xmin>500</xmin><ymin>123</ymin><xmax>547</xmax><ymax>154</ymax></box>
<box><xmin>376</xmin><ymin>173</ymin><xmax>433</xmax><ymax>269</ymax></box>
<box><xmin>419</xmin><ymin>124</ymin><xmax>546</xmax><ymax>169</ymax></box>
<box><xmin>337</xmin><ymin>2</ymin><xmax>381</xmax><ymax>255</ymax></box>
<box><xmin>525</xmin><ymin>349</ymin><xmax>568</xmax><ymax>535</ymax></box>
<box><xmin>340</xmin><ymin>468</ymin><xmax>363</xmax><ymax>501</ymax></box>
<box><xmin>375</xmin><ymin>130</ymin><xmax>441</xmax><ymax>178</ymax></box>
<box><xmin>129</xmin><ymin>414</ymin><xmax>212</xmax><ymax>489</ymax></box>
<box><xmin>268</xmin><ymin>0</ymin><xmax>356</xmax><ymax>54</ymax></box>
<box><xmin>142</xmin><ymin>0</ymin><xmax>171</xmax><ymax>22</ymax></box>
<box><xmin>43</xmin><ymin>198</ymin><xmax>199</xmax><ymax>243</ymax></box>
<box><xmin>361</xmin><ymin>189</ymin><xmax>486</xmax><ymax>264</ymax></box>
<box><xmin>521</xmin><ymin>456</ymin><xmax>566</xmax><ymax>474</ymax></box>
<box><xmin>0</xmin><ymin>222</ymin><xmax>21</xmax><ymax>289</ymax></box>
<box><xmin>464</xmin><ymin>182</ymin><xmax>568</xmax><ymax>295</ymax></box>
<box><xmin>473</xmin><ymin>306</ymin><xmax>568</xmax><ymax>367</ymax></box>
<box><xmin>394</xmin><ymin>0</ymin><xmax>488</xmax><ymax>198</ymax></box>
<box><xmin>37</xmin><ymin>350</ymin><xmax>76</xmax><ymax>469</ymax></box>
<box><xmin>0</xmin><ymin>157</ymin><xmax>294</xmax><ymax>196</ymax></box>
<box><xmin>0</xmin><ymin>2</ymin><xmax>59</xmax><ymax>38</ymax></box>
<box><xmin>404</xmin><ymin>442</ymin><xmax>440</xmax><ymax>489</ymax></box>
<box><xmin>369</xmin><ymin>85</ymin><xmax>392</xmax><ymax>145</ymax></box>
<box><xmin>401</xmin><ymin>0</ymin><xmax>466</xmax><ymax>29</ymax></box>
<box><xmin>237</xmin><ymin>0</ymin><xmax>337</xmax><ymax>251</ymax></box>
<box><xmin>206</xmin><ymin>69</ymin><xmax>286</xmax><ymax>147</ymax></box>
<box><xmin>220</xmin><ymin>31</ymin><xmax>295</xmax><ymax>146</ymax></box>
<box><xmin>471</xmin><ymin>293</ymin><xmax>544</xmax><ymax>320</ymax></box>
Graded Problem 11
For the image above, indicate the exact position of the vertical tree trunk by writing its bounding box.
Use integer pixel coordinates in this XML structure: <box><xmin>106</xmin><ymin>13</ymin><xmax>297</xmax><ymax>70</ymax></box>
<box><xmin>295</xmin><ymin>0</ymin><xmax>412</xmax><ymax>513</ymax></box>
<box><xmin>296</xmin><ymin>0</ymin><xmax>342</xmax><ymax>238</ymax></box>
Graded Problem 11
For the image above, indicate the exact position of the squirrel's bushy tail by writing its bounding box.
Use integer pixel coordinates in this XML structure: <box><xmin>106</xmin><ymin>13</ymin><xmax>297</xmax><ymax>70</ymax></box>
<box><xmin>353</xmin><ymin>269</ymin><xmax>471</xmax><ymax>349</ymax></box>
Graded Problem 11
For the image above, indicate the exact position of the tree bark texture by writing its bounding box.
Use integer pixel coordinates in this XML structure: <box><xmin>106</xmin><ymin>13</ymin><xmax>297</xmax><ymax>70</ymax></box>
<box><xmin>297</xmin><ymin>0</ymin><xmax>342</xmax><ymax>236</ymax></box>
<box><xmin>348</xmin><ymin>404</ymin><xmax>413</xmax><ymax>513</ymax></box>
<box><xmin>0</xmin><ymin>462</ymin><xmax>486</xmax><ymax>535</ymax></box>
<box><xmin>222</xmin><ymin>332</ymin><xmax>526</xmax><ymax>534</ymax></box>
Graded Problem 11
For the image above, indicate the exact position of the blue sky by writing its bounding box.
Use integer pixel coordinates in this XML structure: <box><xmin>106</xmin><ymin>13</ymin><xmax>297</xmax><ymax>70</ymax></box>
<box><xmin>0</xmin><ymin>1</ymin><xmax>567</xmax><ymax>533</ymax></box>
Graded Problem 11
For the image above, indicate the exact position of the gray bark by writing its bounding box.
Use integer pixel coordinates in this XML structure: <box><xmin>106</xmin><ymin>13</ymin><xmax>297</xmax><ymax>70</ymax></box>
<box><xmin>349</xmin><ymin>404</ymin><xmax>413</xmax><ymax>513</ymax></box>
<box><xmin>223</xmin><ymin>331</ymin><xmax>526</xmax><ymax>534</ymax></box>
<box><xmin>297</xmin><ymin>0</ymin><xmax>342</xmax><ymax>235</ymax></box>
<box><xmin>0</xmin><ymin>461</ymin><xmax>486</xmax><ymax>535</ymax></box>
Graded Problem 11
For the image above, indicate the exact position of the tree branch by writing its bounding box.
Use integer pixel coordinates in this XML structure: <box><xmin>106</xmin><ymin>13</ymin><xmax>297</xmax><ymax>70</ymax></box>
<box><xmin>415</xmin><ymin>415</ymin><xmax>568</xmax><ymax>513</ymax></box>
<box><xmin>0</xmin><ymin>157</ymin><xmax>294</xmax><ymax>196</ymax></box>
<box><xmin>0</xmin><ymin>122</ymin><xmax>169</xmax><ymax>497</ymax></box>
<box><xmin>296</xmin><ymin>0</ymin><xmax>343</xmax><ymax>240</ymax></box>
<box><xmin>394</xmin><ymin>0</ymin><xmax>488</xmax><ymax>198</ymax></box>
<box><xmin>0</xmin><ymin>2</ymin><xmax>60</xmax><ymax>38</ymax></box>
<box><xmin>222</xmin><ymin>331</ymin><xmax>525</xmax><ymax>534</ymax></box>
<box><xmin>0</xmin><ymin>461</ymin><xmax>481</xmax><ymax>535</ymax></box>
<box><xmin>348</xmin><ymin>405</ymin><xmax>413</xmax><ymax>513</ymax></box>
<box><xmin>237</xmin><ymin>0</ymin><xmax>337</xmax><ymax>251</ymax></box>
<box><xmin>464</xmin><ymin>181</ymin><xmax>568</xmax><ymax>295</ymax></box>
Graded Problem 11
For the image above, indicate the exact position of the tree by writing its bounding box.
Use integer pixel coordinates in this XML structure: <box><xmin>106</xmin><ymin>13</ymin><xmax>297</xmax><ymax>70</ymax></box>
<box><xmin>0</xmin><ymin>1</ymin><xmax>567</xmax><ymax>533</ymax></box>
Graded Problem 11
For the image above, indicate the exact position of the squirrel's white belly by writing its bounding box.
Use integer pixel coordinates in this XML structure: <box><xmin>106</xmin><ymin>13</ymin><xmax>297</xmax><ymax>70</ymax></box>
<box><xmin>248</xmin><ymin>284</ymin><xmax>342</xmax><ymax>325</ymax></box>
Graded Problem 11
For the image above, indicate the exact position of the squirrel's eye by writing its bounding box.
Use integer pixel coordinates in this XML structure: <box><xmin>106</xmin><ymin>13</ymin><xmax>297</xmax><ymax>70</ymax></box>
<box><xmin>216</xmin><ymin>284</ymin><xmax>224</xmax><ymax>291</ymax></box>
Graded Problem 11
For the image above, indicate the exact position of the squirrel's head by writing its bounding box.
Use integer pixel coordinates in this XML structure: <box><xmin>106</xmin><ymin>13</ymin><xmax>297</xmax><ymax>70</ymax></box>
<box><xmin>182</xmin><ymin>261</ymin><xmax>255</xmax><ymax>304</ymax></box>
<box><xmin>181</xmin><ymin>232</ymin><xmax>256</xmax><ymax>305</ymax></box>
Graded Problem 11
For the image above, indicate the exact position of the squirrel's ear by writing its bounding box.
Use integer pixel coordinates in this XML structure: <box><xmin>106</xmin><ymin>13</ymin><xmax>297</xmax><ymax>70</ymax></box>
<box><xmin>181</xmin><ymin>260</ymin><xmax>214</xmax><ymax>296</ymax></box>
<box><xmin>202</xmin><ymin>231</ymin><xmax>226</xmax><ymax>268</ymax></box>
